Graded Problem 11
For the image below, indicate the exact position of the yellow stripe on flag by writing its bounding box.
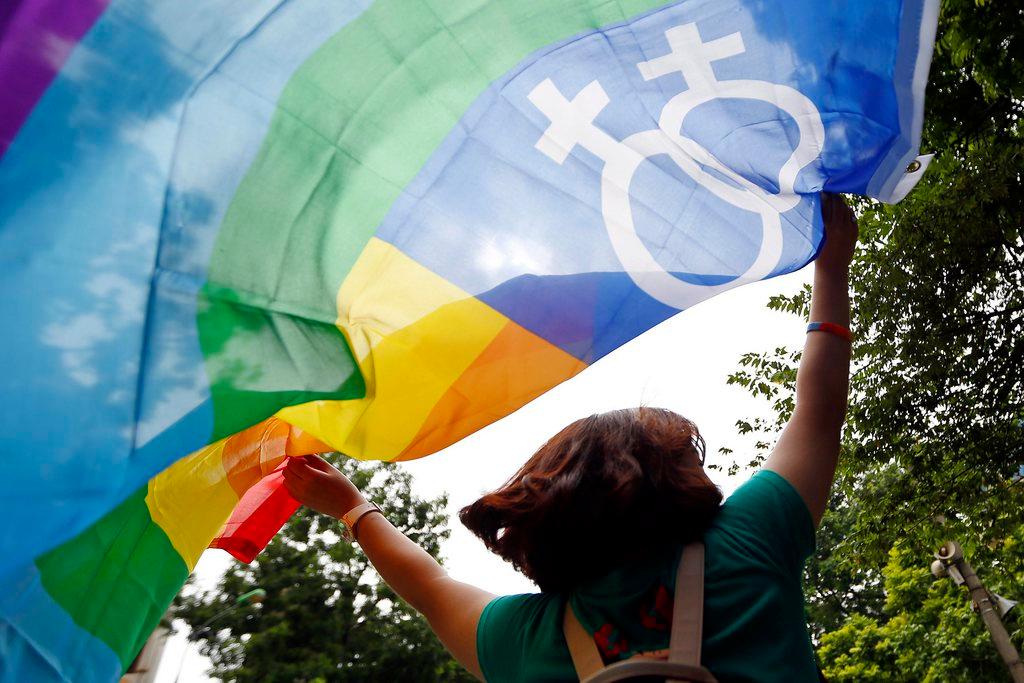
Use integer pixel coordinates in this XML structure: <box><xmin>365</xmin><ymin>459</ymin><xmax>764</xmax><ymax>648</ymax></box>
<box><xmin>145</xmin><ymin>440</ymin><xmax>238</xmax><ymax>570</ymax></box>
<box><xmin>146</xmin><ymin>418</ymin><xmax>329</xmax><ymax>567</ymax></box>
<box><xmin>277</xmin><ymin>237</ymin><xmax>508</xmax><ymax>459</ymax></box>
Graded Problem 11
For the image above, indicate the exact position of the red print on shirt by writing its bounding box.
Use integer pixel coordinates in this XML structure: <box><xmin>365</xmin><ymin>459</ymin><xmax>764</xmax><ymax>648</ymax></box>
<box><xmin>594</xmin><ymin>623</ymin><xmax>630</xmax><ymax>660</ymax></box>
<box><xmin>639</xmin><ymin>584</ymin><xmax>673</xmax><ymax>631</ymax></box>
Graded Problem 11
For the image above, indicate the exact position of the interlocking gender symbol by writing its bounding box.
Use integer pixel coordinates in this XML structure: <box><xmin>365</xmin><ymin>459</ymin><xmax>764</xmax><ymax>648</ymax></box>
<box><xmin>529</xmin><ymin>22</ymin><xmax>825</xmax><ymax>309</ymax></box>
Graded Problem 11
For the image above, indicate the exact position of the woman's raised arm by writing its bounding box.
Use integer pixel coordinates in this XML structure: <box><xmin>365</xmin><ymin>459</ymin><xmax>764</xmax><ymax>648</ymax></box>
<box><xmin>283</xmin><ymin>455</ymin><xmax>495</xmax><ymax>679</ymax></box>
<box><xmin>764</xmin><ymin>193</ymin><xmax>857</xmax><ymax>527</ymax></box>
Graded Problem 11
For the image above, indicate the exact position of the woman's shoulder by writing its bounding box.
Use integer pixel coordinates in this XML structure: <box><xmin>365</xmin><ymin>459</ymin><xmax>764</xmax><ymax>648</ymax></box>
<box><xmin>707</xmin><ymin>469</ymin><xmax>816</xmax><ymax>574</ymax></box>
<box><xmin>477</xmin><ymin>591</ymin><xmax>573</xmax><ymax>682</ymax></box>
<box><xmin>479</xmin><ymin>590</ymin><xmax>564</xmax><ymax>641</ymax></box>
<box><xmin>482</xmin><ymin>591</ymin><xmax>559</xmax><ymax>619</ymax></box>
<box><xmin>715</xmin><ymin>470</ymin><xmax>812</xmax><ymax>525</ymax></box>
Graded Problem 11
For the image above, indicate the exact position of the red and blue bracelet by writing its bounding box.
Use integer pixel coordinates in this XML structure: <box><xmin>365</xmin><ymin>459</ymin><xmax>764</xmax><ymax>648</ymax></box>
<box><xmin>806</xmin><ymin>321</ymin><xmax>853</xmax><ymax>342</ymax></box>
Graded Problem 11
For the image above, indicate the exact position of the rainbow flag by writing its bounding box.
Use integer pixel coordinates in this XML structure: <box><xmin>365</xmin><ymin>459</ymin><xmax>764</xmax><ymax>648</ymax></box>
<box><xmin>0</xmin><ymin>0</ymin><xmax>937</xmax><ymax>679</ymax></box>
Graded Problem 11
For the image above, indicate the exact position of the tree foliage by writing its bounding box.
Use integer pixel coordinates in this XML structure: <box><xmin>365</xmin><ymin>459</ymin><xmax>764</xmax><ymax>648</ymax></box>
<box><xmin>724</xmin><ymin>0</ymin><xmax>1024</xmax><ymax>676</ymax></box>
<box><xmin>174</xmin><ymin>458</ymin><xmax>474</xmax><ymax>683</ymax></box>
<box><xmin>818</xmin><ymin>509</ymin><xmax>1024</xmax><ymax>683</ymax></box>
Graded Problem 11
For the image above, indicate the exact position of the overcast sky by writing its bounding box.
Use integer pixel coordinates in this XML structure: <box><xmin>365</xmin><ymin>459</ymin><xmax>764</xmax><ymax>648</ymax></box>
<box><xmin>156</xmin><ymin>266</ymin><xmax>812</xmax><ymax>682</ymax></box>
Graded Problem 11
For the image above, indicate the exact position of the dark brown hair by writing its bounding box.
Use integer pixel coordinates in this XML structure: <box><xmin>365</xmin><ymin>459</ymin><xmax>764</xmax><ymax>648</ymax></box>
<box><xmin>459</xmin><ymin>407</ymin><xmax>722</xmax><ymax>592</ymax></box>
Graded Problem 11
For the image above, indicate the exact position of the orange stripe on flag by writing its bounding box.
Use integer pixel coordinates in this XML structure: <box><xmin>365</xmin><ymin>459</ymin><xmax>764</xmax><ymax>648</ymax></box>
<box><xmin>395</xmin><ymin>320</ymin><xmax>587</xmax><ymax>461</ymax></box>
<box><xmin>222</xmin><ymin>418</ymin><xmax>332</xmax><ymax>497</ymax></box>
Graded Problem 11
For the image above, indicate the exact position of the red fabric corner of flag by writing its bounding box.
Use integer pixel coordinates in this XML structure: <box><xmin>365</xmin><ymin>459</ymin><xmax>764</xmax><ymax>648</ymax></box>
<box><xmin>210</xmin><ymin>462</ymin><xmax>299</xmax><ymax>563</ymax></box>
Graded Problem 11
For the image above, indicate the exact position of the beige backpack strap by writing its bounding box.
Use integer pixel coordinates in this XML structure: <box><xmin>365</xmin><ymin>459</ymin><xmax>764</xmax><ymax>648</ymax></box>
<box><xmin>668</xmin><ymin>542</ymin><xmax>705</xmax><ymax>666</ymax></box>
<box><xmin>563</xmin><ymin>600</ymin><xmax>605</xmax><ymax>680</ymax></box>
<box><xmin>562</xmin><ymin>543</ymin><xmax>707</xmax><ymax>680</ymax></box>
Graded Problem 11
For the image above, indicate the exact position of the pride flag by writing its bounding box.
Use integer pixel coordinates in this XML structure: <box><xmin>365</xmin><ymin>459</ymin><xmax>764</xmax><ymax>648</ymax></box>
<box><xmin>0</xmin><ymin>0</ymin><xmax>937</xmax><ymax>679</ymax></box>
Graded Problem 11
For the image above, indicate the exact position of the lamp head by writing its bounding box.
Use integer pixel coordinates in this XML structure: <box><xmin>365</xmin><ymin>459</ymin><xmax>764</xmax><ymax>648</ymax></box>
<box><xmin>992</xmin><ymin>592</ymin><xmax>1018</xmax><ymax>618</ymax></box>
<box><xmin>935</xmin><ymin>541</ymin><xmax>963</xmax><ymax>564</ymax></box>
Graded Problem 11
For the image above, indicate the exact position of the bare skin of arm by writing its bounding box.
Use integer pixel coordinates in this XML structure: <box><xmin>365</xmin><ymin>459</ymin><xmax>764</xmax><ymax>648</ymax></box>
<box><xmin>282</xmin><ymin>455</ymin><xmax>494</xmax><ymax>679</ymax></box>
<box><xmin>765</xmin><ymin>193</ymin><xmax>858</xmax><ymax>527</ymax></box>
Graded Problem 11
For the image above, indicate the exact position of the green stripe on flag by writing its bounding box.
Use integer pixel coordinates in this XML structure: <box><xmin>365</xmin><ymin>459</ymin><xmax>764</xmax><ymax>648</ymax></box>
<box><xmin>199</xmin><ymin>0</ymin><xmax>671</xmax><ymax>438</ymax></box>
<box><xmin>200</xmin><ymin>284</ymin><xmax>366</xmax><ymax>439</ymax></box>
<box><xmin>36</xmin><ymin>487</ymin><xmax>188</xmax><ymax>670</ymax></box>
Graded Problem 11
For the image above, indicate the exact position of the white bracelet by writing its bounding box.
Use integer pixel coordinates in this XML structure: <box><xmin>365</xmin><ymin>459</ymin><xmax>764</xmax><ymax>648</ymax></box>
<box><xmin>340</xmin><ymin>501</ymin><xmax>381</xmax><ymax>542</ymax></box>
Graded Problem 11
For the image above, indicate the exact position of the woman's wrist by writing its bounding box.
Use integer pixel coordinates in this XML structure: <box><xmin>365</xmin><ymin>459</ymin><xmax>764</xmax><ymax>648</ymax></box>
<box><xmin>315</xmin><ymin>473</ymin><xmax>366</xmax><ymax>519</ymax></box>
<box><xmin>810</xmin><ymin>264</ymin><xmax>851</xmax><ymax>329</ymax></box>
<box><xmin>331</xmin><ymin>491</ymin><xmax>368</xmax><ymax>519</ymax></box>
<box><xmin>814</xmin><ymin>258</ymin><xmax>849</xmax><ymax>282</ymax></box>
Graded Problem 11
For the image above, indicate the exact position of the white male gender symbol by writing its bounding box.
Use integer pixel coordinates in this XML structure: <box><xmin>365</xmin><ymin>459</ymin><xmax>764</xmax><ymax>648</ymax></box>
<box><xmin>528</xmin><ymin>22</ymin><xmax>825</xmax><ymax>310</ymax></box>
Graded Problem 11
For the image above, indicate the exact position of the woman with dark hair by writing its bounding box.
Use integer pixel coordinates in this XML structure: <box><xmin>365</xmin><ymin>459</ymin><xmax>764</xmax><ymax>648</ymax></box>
<box><xmin>283</xmin><ymin>194</ymin><xmax>857</xmax><ymax>682</ymax></box>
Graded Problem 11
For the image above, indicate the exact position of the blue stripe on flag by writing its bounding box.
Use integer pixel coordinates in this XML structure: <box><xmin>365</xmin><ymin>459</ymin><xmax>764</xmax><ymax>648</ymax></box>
<box><xmin>866</xmin><ymin>0</ymin><xmax>940</xmax><ymax>201</ymax></box>
<box><xmin>0</xmin><ymin>564</ymin><xmax>122</xmax><ymax>683</ymax></box>
<box><xmin>0</xmin><ymin>0</ymin><xmax>373</xmax><ymax>577</ymax></box>
<box><xmin>377</xmin><ymin>0</ymin><xmax>933</xmax><ymax>360</ymax></box>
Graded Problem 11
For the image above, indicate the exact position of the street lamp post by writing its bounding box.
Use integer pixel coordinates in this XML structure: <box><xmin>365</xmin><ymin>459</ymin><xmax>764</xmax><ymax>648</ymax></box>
<box><xmin>171</xmin><ymin>588</ymin><xmax>268</xmax><ymax>683</ymax></box>
<box><xmin>931</xmin><ymin>541</ymin><xmax>1023</xmax><ymax>683</ymax></box>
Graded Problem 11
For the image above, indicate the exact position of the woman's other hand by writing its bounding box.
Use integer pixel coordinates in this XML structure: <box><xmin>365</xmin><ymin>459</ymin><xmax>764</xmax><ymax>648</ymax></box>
<box><xmin>282</xmin><ymin>454</ymin><xmax>365</xmax><ymax>519</ymax></box>
<box><xmin>816</xmin><ymin>192</ymin><xmax>858</xmax><ymax>275</ymax></box>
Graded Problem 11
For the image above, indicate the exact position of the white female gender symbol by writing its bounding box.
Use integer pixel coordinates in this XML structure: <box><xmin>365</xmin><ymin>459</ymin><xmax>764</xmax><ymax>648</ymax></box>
<box><xmin>529</xmin><ymin>22</ymin><xmax>825</xmax><ymax>310</ymax></box>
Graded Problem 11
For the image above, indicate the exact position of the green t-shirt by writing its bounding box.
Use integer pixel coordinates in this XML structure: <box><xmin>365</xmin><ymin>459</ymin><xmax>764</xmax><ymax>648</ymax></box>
<box><xmin>476</xmin><ymin>470</ymin><xmax>818</xmax><ymax>682</ymax></box>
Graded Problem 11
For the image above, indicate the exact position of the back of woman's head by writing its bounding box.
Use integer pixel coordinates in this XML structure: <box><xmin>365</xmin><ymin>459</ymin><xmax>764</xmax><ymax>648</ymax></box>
<box><xmin>459</xmin><ymin>407</ymin><xmax>722</xmax><ymax>592</ymax></box>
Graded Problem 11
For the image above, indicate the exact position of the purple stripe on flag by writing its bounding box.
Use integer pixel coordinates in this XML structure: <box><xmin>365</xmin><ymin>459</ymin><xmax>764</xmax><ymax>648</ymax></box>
<box><xmin>0</xmin><ymin>0</ymin><xmax>110</xmax><ymax>158</ymax></box>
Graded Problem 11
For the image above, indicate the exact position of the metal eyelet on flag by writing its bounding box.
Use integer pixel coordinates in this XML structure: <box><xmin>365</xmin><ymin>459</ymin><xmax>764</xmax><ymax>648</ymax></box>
<box><xmin>888</xmin><ymin>154</ymin><xmax>933</xmax><ymax>203</ymax></box>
